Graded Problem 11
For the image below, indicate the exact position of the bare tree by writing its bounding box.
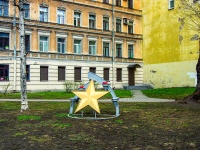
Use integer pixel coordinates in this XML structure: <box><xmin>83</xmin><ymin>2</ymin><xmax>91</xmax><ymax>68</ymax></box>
<box><xmin>178</xmin><ymin>0</ymin><xmax>200</xmax><ymax>102</ymax></box>
<box><xmin>14</xmin><ymin>0</ymin><xmax>28</xmax><ymax>111</ymax></box>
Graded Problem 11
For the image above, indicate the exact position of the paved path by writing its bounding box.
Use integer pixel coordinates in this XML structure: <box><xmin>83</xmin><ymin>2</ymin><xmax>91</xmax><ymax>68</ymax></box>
<box><xmin>0</xmin><ymin>90</ymin><xmax>175</xmax><ymax>103</ymax></box>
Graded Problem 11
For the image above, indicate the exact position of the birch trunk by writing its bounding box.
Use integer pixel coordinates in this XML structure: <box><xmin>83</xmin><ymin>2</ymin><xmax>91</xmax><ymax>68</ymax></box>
<box><xmin>19</xmin><ymin>0</ymin><xmax>28</xmax><ymax>111</ymax></box>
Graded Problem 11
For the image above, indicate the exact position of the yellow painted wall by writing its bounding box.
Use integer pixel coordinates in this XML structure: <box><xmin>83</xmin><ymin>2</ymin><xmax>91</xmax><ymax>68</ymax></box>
<box><xmin>142</xmin><ymin>0</ymin><xmax>199</xmax><ymax>88</ymax></box>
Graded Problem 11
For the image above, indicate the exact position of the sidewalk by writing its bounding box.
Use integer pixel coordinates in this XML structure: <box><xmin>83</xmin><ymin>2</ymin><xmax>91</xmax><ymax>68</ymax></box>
<box><xmin>0</xmin><ymin>90</ymin><xmax>175</xmax><ymax>103</ymax></box>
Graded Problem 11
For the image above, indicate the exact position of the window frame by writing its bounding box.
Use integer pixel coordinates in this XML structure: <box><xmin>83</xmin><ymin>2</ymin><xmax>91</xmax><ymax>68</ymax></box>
<box><xmin>23</xmin><ymin>3</ymin><xmax>30</xmax><ymax>19</ymax></box>
<box><xmin>74</xmin><ymin>12</ymin><xmax>81</xmax><ymax>27</ymax></box>
<box><xmin>116</xmin><ymin>68</ymin><xmax>122</xmax><ymax>82</ymax></box>
<box><xmin>90</xmin><ymin>67</ymin><xmax>96</xmax><ymax>74</ymax></box>
<box><xmin>103</xmin><ymin>68</ymin><xmax>109</xmax><ymax>81</ymax></box>
<box><xmin>89</xmin><ymin>40</ymin><xmax>96</xmax><ymax>55</ymax></box>
<box><xmin>40</xmin><ymin>66</ymin><xmax>48</xmax><ymax>81</ymax></box>
<box><xmin>128</xmin><ymin>44</ymin><xmax>134</xmax><ymax>58</ymax></box>
<box><xmin>103</xmin><ymin>16</ymin><xmax>109</xmax><ymax>31</ymax></box>
<box><xmin>89</xmin><ymin>14</ymin><xmax>96</xmax><ymax>29</ymax></box>
<box><xmin>57</xmin><ymin>9</ymin><xmax>65</xmax><ymax>24</ymax></box>
<box><xmin>128</xmin><ymin>0</ymin><xmax>133</xmax><ymax>9</ymax></box>
<box><xmin>73</xmin><ymin>39</ymin><xmax>82</xmax><ymax>54</ymax></box>
<box><xmin>168</xmin><ymin>0</ymin><xmax>174</xmax><ymax>9</ymax></box>
<box><xmin>57</xmin><ymin>37</ymin><xmax>65</xmax><ymax>53</ymax></box>
<box><xmin>128</xmin><ymin>20</ymin><xmax>134</xmax><ymax>34</ymax></box>
<box><xmin>74</xmin><ymin>67</ymin><xmax>81</xmax><ymax>82</ymax></box>
<box><xmin>25</xmin><ymin>34</ymin><xmax>30</xmax><ymax>51</ymax></box>
<box><xmin>26</xmin><ymin>65</ymin><xmax>30</xmax><ymax>81</ymax></box>
<box><xmin>103</xmin><ymin>42</ymin><xmax>110</xmax><ymax>57</ymax></box>
<box><xmin>0</xmin><ymin>64</ymin><xmax>9</xmax><ymax>81</ymax></box>
<box><xmin>40</xmin><ymin>6</ymin><xmax>48</xmax><ymax>22</ymax></box>
<box><xmin>0</xmin><ymin>0</ymin><xmax>8</xmax><ymax>16</ymax></box>
<box><xmin>116</xmin><ymin>19</ymin><xmax>121</xmax><ymax>32</ymax></box>
<box><xmin>58</xmin><ymin>66</ymin><xmax>65</xmax><ymax>81</ymax></box>
<box><xmin>39</xmin><ymin>36</ymin><xmax>49</xmax><ymax>52</ymax></box>
<box><xmin>0</xmin><ymin>32</ymin><xmax>9</xmax><ymax>50</ymax></box>
<box><xmin>116</xmin><ymin>0</ymin><xmax>121</xmax><ymax>6</ymax></box>
<box><xmin>116</xmin><ymin>43</ymin><xmax>122</xmax><ymax>58</ymax></box>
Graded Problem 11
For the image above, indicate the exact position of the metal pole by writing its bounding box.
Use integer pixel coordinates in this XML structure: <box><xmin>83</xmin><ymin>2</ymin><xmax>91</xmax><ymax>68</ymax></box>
<box><xmin>112</xmin><ymin>0</ymin><xmax>115</xmax><ymax>88</ymax></box>
<box><xmin>13</xmin><ymin>2</ymin><xmax>17</xmax><ymax>92</ymax></box>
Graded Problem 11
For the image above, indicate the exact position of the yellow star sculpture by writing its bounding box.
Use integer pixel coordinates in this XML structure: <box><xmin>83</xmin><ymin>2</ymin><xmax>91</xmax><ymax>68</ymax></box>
<box><xmin>73</xmin><ymin>80</ymin><xmax>108</xmax><ymax>114</ymax></box>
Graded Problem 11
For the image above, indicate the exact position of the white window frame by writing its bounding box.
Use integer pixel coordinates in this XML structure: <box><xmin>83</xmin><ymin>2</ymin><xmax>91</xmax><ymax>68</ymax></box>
<box><xmin>127</xmin><ymin>41</ymin><xmax>135</xmax><ymax>59</ymax></box>
<box><xmin>74</xmin><ymin>12</ymin><xmax>81</xmax><ymax>27</ymax></box>
<box><xmin>56</xmin><ymin>33</ymin><xmax>67</xmax><ymax>54</ymax></box>
<box><xmin>38</xmin><ymin>31</ymin><xmax>50</xmax><ymax>52</ymax></box>
<box><xmin>168</xmin><ymin>0</ymin><xmax>174</xmax><ymax>9</ymax></box>
<box><xmin>102</xmin><ymin>40</ymin><xmax>110</xmax><ymax>57</ymax></box>
<box><xmin>39</xmin><ymin>6</ymin><xmax>48</xmax><ymax>22</ymax></box>
<box><xmin>89</xmin><ymin>41</ymin><xmax>96</xmax><ymax>55</ymax></box>
<box><xmin>0</xmin><ymin>28</ymin><xmax>11</xmax><ymax>50</ymax></box>
<box><xmin>103</xmin><ymin>16</ymin><xmax>109</xmax><ymax>30</ymax></box>
<box><xmin>89</xmin><ymin>14</ymin><xmax>96</xmax><ymax>29</ymax></box>
<box><xmin>128</xmin><ymin>20</ymin><xmax>134</xmax><ymax>34</ymax></box>
<box><xmin>57</xmin><ymin>9</ymin><xmax>65</xmax><ymax>24</ymax></box>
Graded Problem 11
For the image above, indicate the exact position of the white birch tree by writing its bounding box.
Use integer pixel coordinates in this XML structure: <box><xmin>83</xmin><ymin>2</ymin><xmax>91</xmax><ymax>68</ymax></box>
<box><xmin>14</xmin><ymin>0</ymin><xmax>28</xmax><ymax>111</ymax></box>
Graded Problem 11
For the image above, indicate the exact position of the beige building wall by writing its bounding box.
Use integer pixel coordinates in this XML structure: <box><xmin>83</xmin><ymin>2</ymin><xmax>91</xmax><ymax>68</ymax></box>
<box><xmin>0</xmin><ymin>0</ymin><xmax>143</xmax><ymax>91</ymax></box>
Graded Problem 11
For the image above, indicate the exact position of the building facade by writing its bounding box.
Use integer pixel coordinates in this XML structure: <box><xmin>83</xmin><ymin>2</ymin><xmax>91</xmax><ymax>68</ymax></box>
<box><xmin>142</xmin><ymin>0</ymin><xmax>199</xmax><ymax>88</ymax></box>
<box><xmin>0</xmin><ymin>0</ymin><xmax>143</xmax><ymax>91</ymax></box>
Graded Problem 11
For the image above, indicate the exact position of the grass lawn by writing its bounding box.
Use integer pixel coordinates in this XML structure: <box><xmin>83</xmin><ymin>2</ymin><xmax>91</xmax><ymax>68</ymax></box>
<box><xmin>0</xmin><ymin>101</ymin><xmax>200</xmax><ymax>149</ymax></box>
<box><xmin>0</xmin><ymin>89</ymin><xmax>132</xmax><ymax>99</ymax></box>
<box><xmin>142</xmin><ymin>87</ymin><xmax>195</xmax><ymax>100</ymax></box>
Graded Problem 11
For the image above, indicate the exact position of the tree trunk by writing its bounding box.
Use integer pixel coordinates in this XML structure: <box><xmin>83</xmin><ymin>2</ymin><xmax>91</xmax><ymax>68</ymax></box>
<box><xmin>19</xmin><ymin>0</ymin><xmax>28</xmax><ymax>111</ymax></box>
<box><xmin>183</xmin><ymin>56</ymin><xmax>200</xmax><ymax>102</ymax></box>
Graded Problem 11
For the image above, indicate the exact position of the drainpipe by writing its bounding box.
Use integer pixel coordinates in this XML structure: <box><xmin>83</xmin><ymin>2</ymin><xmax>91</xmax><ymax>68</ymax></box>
<box><xmin>13</xmin><ymin>3</ymin><xmax>17</xmax><ymax>92</ymax></box>
<box><xmin>112</xmin><ymin>0</ymin><xmax>115</xmax><ymax>88</ymax></box>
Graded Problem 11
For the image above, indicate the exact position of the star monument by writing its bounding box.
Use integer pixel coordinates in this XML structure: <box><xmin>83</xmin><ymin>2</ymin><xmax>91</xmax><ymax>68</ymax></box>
<box><xmin>73</xmin><ymin>80</ymin><xmax>108</xmax><ymax>114</ymax></box>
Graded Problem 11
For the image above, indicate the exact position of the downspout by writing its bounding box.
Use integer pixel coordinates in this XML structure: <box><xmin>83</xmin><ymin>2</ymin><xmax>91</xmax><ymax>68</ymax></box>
<box><xmin>112</xmin><ymin>0</ymin><xmax>115</xmax><ymax>88</ymax></box>
<box><xmin>13</xmin><ymin>3</ymin><xmax>17</xmax><ymax>92</ymax></box>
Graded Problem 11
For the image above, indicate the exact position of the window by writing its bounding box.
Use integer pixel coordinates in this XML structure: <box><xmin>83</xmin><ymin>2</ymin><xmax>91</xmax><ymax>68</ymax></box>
<box><xmin>0</xmin><ymin>0</ymin><xmax>8</xmax><ymax>16</ymax></box>
<box><xmin>169</xmin><ymin>0</ymin><xmax>174</xmax><ymax>9</ymax></box>
<box><xmin>40</xmin><ymin>6</ymin><xmax>48</xmax><ymax>22</ymax></box>
<box><xmin>74</xmin><ymin>39</ymin><xmax>82</xmax><ymax>54</ymax></box>
<box><xmin>74</xmin><ymin>67</ymin><xmax>81</xmax><ymax>81</ymax></box>
<box><xmin>90</xmin><ymin>67</ymin><xmax>96</xmax><ymax>74</ymax></box>
<box><xmin>116</xmin><ymin>68</ymin><xmax>122</xmax><ymax>81</ymax></box>
<box><xmin>103</xmin><ymin>42</ymin><xmax>109</xmax><ymax>57</ymax></box>
<box><xmin>89</xmin><ymin>14</ymin><xmax>96</xmax><ymax>29</ymax></box>
<box><xmin>103</xmin><ymin>17</ymin><xmax>109</xmax><ymax>30</ymax></box>
<box><xmin>89</xmin><ymin>41</ymin><xmax>96</xmax><ymax>55</ymax></box>
<box><xmin>57</xmin><ymin>38</ymin><xmax>65</xmax><ymax>53</ymax></box>
<box><xmin>128</xmin><ymin>45</ymin><xmax>134</xmax><ymax>58</ymax></box>
<box><xmin>25</xmin><ymin>35</ymin><xmax>30</xmax><ymax>51</ymax></box>
<box><xmin>103</xmin><ymin>68</ymin><xmax>109</xmax><ymax>81</ymax></box>
<box><xmin>116</xmin><ymin>43</ymin><xmax>122</xmax><ymax>57</ymax></box>
<box><xmin>128</xmin><ymin>0</ymin><xmax>133</xmax><ymax>9</ymax></box>
<box><xmin>40</xmin><ymin>66</ymin><xmax>48</xmax><ymax>81</ymax></box>
<box><xmin>58</xmin><ymin>66</ymin><xmax>65</xmax><ymax>81</ymax></box>
<box><xmin>0</xmin><ymin>32</ymin><xmax>9</xmax><ymax>50</ymax></box>
<box><xmin>40</xmin><ymin>36</ymin><xmax>48</xmax><ymax>52</ymax></box>
<box><xmin>116</xmin><ymin>19</ymin><xmax>121</xmax><ymax>32</ymax></box>
<box><xmin>128</xmin><ymin>21</ymin><xmax>133</xmax><ymax>34</ymax></box>
<box><xmin>116</xmin><ymin>0</ymin><xmax>121</xmax><ymax>6</ymax></box>
<box><xmin>103</xmin><ymin>0</ymin><xmax>109</xmax><ymax>4</ymax></box>
<box><xmin>23</xmin><ymin>3</ymin><xmax>30</xmax><ymax>19</ymax></box>
<box><xmin>26</xmin><ymin>65</ymin><xmax>30</xmax><ymax>81</ymax></box>
<box><xmin>0</xmin><ymin>65</ymin><xmax>9</xmax><ymax>81</ymax></box>
<box><xmin>57</xmin><ymin>9</ymin><xmax>65</xmax><ymax>24</ymax></box>
<box><xmin>74</xmin><ymin>12</ymin><xmax>81</xmax><ymax>27</ymax></box>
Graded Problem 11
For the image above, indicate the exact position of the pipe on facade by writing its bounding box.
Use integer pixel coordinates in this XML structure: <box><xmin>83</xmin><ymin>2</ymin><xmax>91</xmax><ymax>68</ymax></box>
<box><xmin>13</xmin><ymin>4</ymin><xmax>17</xmax><ymax>91</ymax></box>
<box><xmin>112</xmin><ymin>0</ymin><xmax>115</xmax><ymax>88</ymax></box>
